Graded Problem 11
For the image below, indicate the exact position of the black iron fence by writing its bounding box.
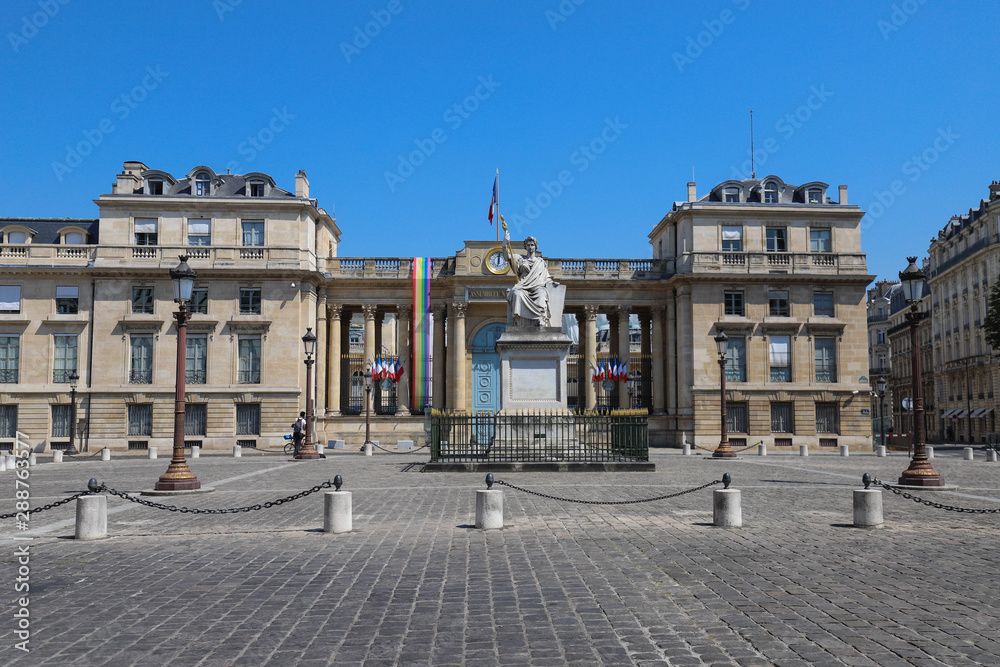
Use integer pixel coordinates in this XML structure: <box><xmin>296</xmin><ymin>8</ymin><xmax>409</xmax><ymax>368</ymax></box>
<box><xmin>566</xmin><ymin>354</ymin><xmax>651</xmax><ymax>410</ymax></box>
<box><xmin>342</xmin><ymin>354</ymin><xmax>398</xmax><ymax>416</ymax></box>
<box><xmin>427</xmin><ymin>409</ymin><xmax>648</xmax><ymax>463</ymax></box>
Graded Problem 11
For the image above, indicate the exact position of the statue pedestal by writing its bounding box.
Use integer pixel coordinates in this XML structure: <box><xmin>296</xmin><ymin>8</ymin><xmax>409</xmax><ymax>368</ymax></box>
<box><xmin>495</xmin><ymin>326</ymin><xmax>573</xmax><ymax>412</ymax></box>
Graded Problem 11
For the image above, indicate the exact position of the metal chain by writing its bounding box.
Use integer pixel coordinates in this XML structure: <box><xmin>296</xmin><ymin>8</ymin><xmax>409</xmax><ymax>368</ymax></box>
<box><xmin>0</xmin><ymin>489</ymin><xmax>94</xmax><ymax>519</ymax></box>
<box><xmin>872</xmin><ymin>478</ymin><xmax>1000</xmax><ymax>514</ymax></box>
<box><xmin>370</xmin><ymin>442</ymin><xmax>431</xmax><ymax>454</ymax></box>
<box><xmin>495</xmin><ymin>478</ymin><xmax>722</xmax><ymax>505</ymax></box>
<box><xmin>98</xmin><ymin>480</ymin><xmax>334</xmax><ymax>514</ymax></box>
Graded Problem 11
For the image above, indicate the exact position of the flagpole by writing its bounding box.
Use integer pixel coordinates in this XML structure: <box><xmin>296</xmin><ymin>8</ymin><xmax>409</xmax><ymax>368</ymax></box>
<box><xmin>496</xmin><ymin>168</ymin><xmax>500</xmax><ymax>242</ymax></box>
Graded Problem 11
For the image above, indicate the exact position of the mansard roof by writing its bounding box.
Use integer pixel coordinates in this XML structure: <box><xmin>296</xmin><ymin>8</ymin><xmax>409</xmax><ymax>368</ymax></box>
<box><xmin>0</xmin><ymin>217</ymin><xmax>99</xmax><ymax>243</ymax></box>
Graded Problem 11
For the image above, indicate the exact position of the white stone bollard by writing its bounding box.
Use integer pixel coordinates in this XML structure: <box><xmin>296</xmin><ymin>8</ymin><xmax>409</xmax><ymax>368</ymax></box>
<box><xmin>840</xmin><ymin>445</ymin><xmax>850</xmax><ymax>457</ymax></box>
<box><xmin>964</xmin><ymin>447</ymin><xmax>974</xmax><ymax>461</ymax></box>
<box><xmin>989</xmin><ymin>450</ymin><xmax>998</xmax><ymax>463</ymax></box>
<box><xmin>682</xmin><ymin>444</ymin><xmax>691</xmax><ymax>455</ymax></box>
<box><xmin>52</xmin><ymin>450</ymin><xmax>63</xmax><ymax>464</ymax></box>
<box><xmin>28</xmin><ymin>453</ymin><xmax>37</xmax><ymax>467</ymax></box>
<box><xmin>101</xmin><ymin>448</ymin><xmax>111</xmax><ymax>461</ymax></box>
<box><xmin>148</xmin><ymin>447</ymin><xmax>157</xmax><ymax>460</ymax></box>
<box><xmin>7</xmin><ymin>454</ymin><xmax>16</xmax><ymax>468</ymax></box>
<box><xmin>0</xmin><ymin>456</ymin><xmax>6</xmax><ymax>471</ymax></box>
<box><xmin>758</xmin><ymin>444</ymin><xmax>767</xmax><ymax>457</ymax></box>
<box><xmin>364</xmin><ymin>442</ymin><xmax>373</xmax><ymax>456</ymax></box>
<box><xmin>75</xmin><ymin>495</ymin><xmax>107</xmax><ymax>540</ymax></box>
<box><xmin>233</xmin><ymin>445</ymin><xmax>242</xmax><ymax>457</ymax></box>
<box><xmin>476</xmin><ymin>476</ymin><xmax>504</xmax><ymax>530</ymax></box>
<box><xmin>799</xmin><ymin>445</ymin><xmax>809</xmax><ymax>457</ymax></box>
<box><xmin>316</xmin><ymin>443</ymin><xmax>325</xmax><ymax>457</ymax></box>
<box><xmin>927</xmin><ymin>446</ymin><xmax>934</xmax><ymax>459</ymax></box>
<box><xmin>191</xmin><ymin>445</ymin><xmax>200</xmax><ymax>458</ymax></box>
<box><xmin>877</xmin><ymin>446</ymin><xmax>886</xmax><ymax>457</ymax></box>
<box><xmin>713</xmin><ymin>483</ymin><xmax>742</xmax><ymax>528</ymax></box>
<box><xmin>324</xmin><ymin>478</ymin><xmax>352</xmax><ymax>533</ymax></box>
<box><xmin>853</xmin><ymin>485</ymin><xmax>883</xmax><ymax>528</ymax></box>
<box><xmin>398</xmin><ymin>439</ymin><xmax>414</xmax><ymax>451</ymax></box>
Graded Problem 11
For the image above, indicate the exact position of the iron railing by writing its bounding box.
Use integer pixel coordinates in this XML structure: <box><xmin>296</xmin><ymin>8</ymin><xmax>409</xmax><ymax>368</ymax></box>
<box><xmin>427</xmin><ymin>409</ymin><xmax>648</xmax><ymax>463</ymax></box>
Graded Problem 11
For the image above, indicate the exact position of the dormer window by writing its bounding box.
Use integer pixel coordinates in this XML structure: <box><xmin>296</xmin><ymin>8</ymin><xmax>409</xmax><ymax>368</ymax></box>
<box><xmin>195</xmin><ymin>173</ymin><xmax>211</xmax><ymax>196</ymax></box>
<box><xmin>6</xmin><ymin>231</ymin><xmax>27</xmax><ymax>245</ymax></box>
<box><xmin>148</xmin><ymin>180</ymin><xmax>163</xmax><ymax>195</ymax></box>
<box><xmin>64</xmin><ymin>232</ymin><xmax>84</xmax><ymax>245</ymax></box>
<box><xmin>249</xmin><ymin>182</ymin><xmax>265</xmax><ymax>197</ymax></box>
<box><xmin>764</xmin><ymin>182</ymin><xmax>779</xmax><ymax>204</ymax></box>
<box><xmin>807</xmin><ymin>188</ymin><xmax>822</xmax><ymax>203</ymax></box>
<box><xmin>724</xmin><ymin>187</ymin><xmax>740</xmax><ymax>203</ymax></box>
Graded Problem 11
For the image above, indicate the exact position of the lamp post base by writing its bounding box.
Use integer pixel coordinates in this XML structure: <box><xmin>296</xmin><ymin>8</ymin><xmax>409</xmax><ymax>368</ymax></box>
<box><xmin>897</xmin><ymin>471</ymin><xmax>945</xmax><ymax>487</ymax></box>
<box><xmin>712</xmin><ymin>442</ymin><xmax>737</xmax><ymax>458</ymax></box>
<box><xmin>294</xmin><ymin>444</ymin><xmax>322</xmax><ymax>460</ymax></box>
<box><xmin>154</xmin><ymin>462</ymin><xmax>201</xmax><ymax>491</ymax></box>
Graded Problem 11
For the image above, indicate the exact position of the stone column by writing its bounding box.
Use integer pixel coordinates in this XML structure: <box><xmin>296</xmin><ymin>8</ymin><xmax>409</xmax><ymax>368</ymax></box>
<box><xmin>449</xmin><ymin>301</ymin><xmax>468</xmax><ymax>412</ymax></box>
<box><xmin>584</xmin><ymin>305</ymin><xmax>599</xmax><ymax>412</ymax></box>
<box><xmin>362</xmin><ymin>304</ymin><xmax>377</xmax><ymax>367</ymax></box>
<box><xmin>397</xmin><ymin>305</ymin><xmax>411</xmax><ymax>414</ymax></box>
<box><xmin>640</xmin><ymin>311</ymin><xmax>652</xmax><ymax>409</ymax></box>
<box><xmin>676</xmin><ymin>288</ymin><xmax>693</xmax><ymax>413</ymax></box>
<box><xmin>651</xmin><ymin>305</ymin><xmax>665</xmax><ymax>415</ymax></box>
<box><xmin>617</xmin><ymin>306</ymin><xmax>631</xmax><ymax>409</ymax></box>
<box><xmin>432</xmin><ymin>305</ymin><xmax>447</xmax><ymax>409</ymax></box>
<box><xmin>326</xmin><ymin>304</ymin><xmax>342</xmax><ymax>415</ymax></box>
<box><xmin>665</xmin><ymin>293</ymin><xmax>676</xmax><ymax>414</ymax></box>
<box><xmin>316</xmin><ymin>290</ymin><xmax>328</xmax><ymax>416</ymax></box>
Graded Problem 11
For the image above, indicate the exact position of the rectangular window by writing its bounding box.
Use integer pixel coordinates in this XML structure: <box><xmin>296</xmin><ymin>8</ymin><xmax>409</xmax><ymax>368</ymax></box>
<box><xmin>771</xmin><ymin>402</ymin><xmax>794</xmax><ymax>433</ymax></box>
<box><xmin>876</xmin><ymin>330</ymin><xmax>885</xmax><ymax>345</ymax></box>
<box><xmin>724</xmin><ymin>187</ymin><xmax>740</xmax><ymax>203</ymax></box>
<box><xmin>129</xmin><ymin>335</ymin><xmax>153</xmax><ymax>384</ymax></box>
<box><xmin>249</xmin><ymin>182</ymin><xmax>265</xmax><ymax>197</ymax></box>
<box><xmin>724</xmin><ymin>336</ymin><xmax>746</xmax><ymax>382</ymax></box>
<box><xmin>148</xmin><ymin>180</ymin><xmax>163</xmax><ymax>195</ymax></box>
<box><xmin>241</xmin><ymin>220</ymin><xmax>264</xmax><ymax>247</ymax></box>
<box><xmin>238</xmin><ymin>335</ymin><xmax>261</xmax><ymax>384</ymax></box>
<box><xmin>190</xmin><ymin>288</ymin><xmax>208</xmax><ymax>314</ymax></box>
<box><xmin>816</xmin><ymin>402</ymin><xmax>839</xmax><ymax>433</ymax></box>
<box><xmin>813</xmin><ymin>292</ymin><xmax>834</xmax><ymax>317</ymax></box>
<box><xmin>0</xmin><ymin>405</ymin><xmax>17</xmax><ymax>438</ymax></box>
<box><xmin>236</xmin><ymin>404</ymin><xmax>260</xmax><ymax>435</ymax></box>
<box><xmin>52</xmin><ymin>404</ymin><xmax>72</xmax><ymax>438</ymax></box>
<box><xmin>188</xmin><ymin>219</ymin><xmax>211</xmax><ymax>246</ymax></box>
<box><xmin>0</xmin><ymin>335</ymin><xmax>19</xmax><ymax>383</ymax></box>
<box><xmin>56</xmin><ymin>286</ymin><xmax>79</xmax><ymax>314</ymax></box>
<box><xmin>132</xmin><ymin>287</ymin><xmax>154</xmax><ymax>314</ymax></box>
<box><xmin>815</xmin><ymin>337</ymin><xmax>837</xmax><ymax>383</ymax></box>
<box><xmin>239</xmin><ymin>288</ymin><xmax>261</xmax><ymax>315</ymax></box>
<box><xmin>769</xmin><ymin>335</ymin><xmax>791</xmax><ymax>382</ymax></box>
<box><xmin>727</xmin><ymin>402</ymin><xmax>748</xmax><ymax>433</ymax></box>
<box><xmin>185</xmin><ymin>403</ymin><xmax>207</xmax><ymax>436</ymax></box>
<box><xmin>810</xmin><ymin>228</ymin><xmax>832</xmax><ymax>253</ymax></box>
<box><xmin>724</xmin><ymin>291</ymin><xmax>744</xmax><ymax>316</ymax></box>
<box><xmin>53</xmin><ymin>334</ymin><xmax>78</xmax><ymax>383</ymax></box>
<box><xmin>0</xmin><ymin>285</ymin><xmax>21</xmax><ymax>314</ymax></box>
<box><xmin>721</xmin><ymin>226</ymin><xmax>743</xmax><ymax>252</ymax></box>
<box><xmin>186</xmin><ymin>335</ymin><xmax>207</xmax><ymax>384</ymax></box>
<box><xmin>128</xmin><ymin>404</ymin><xmax>153</xmax><ymax>436</ymax></box>
<box><xmin>766</xmin><ymin>228</ymin><xmax>787</xmax><ymax>252</ymax></box>
<box><xmin>134</xmin><ymin>218</ymin><xmax>158</xmax><ymax>246</ymax></box>
<box><xmin>768</xmin><ymin>290</ymin><xmax>789</xmax><ymax>317</ymax></box>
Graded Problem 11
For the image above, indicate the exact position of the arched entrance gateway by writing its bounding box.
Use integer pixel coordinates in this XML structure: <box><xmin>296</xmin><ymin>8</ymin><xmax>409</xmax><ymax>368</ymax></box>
<box><xmin>471</xmin><ymin>322</ymin><xmax>505</xmax><ymax>415</ymax></box>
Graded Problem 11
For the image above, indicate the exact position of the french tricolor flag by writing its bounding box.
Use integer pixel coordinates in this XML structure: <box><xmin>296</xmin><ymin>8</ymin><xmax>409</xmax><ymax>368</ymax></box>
<box><xmin>488</xmin><ymin>173</ymin><xmax>498</xmax><ymax>225</ymax></box>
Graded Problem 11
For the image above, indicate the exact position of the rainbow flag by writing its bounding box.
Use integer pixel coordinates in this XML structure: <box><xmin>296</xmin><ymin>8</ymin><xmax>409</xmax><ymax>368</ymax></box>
<box><xmin>411</xmin><ymin>258</ymin><xmax>432</xmax><ymax>410</ymax></box>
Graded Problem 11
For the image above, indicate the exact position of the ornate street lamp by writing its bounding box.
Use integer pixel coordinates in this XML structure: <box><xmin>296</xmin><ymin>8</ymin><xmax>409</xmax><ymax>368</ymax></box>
<box><xmin>154</xmin><ymin>256</ymin><xmax>201</xmax><ymax>491</ymax></box>
<box><xmin>364</xmin><ymin>361</ymin><xmax>374</xmax><ymax>449</ymax></box>
<box><xmin>876</xmin><ymin>376</ymin><xmax>887</xmax><ymax>450</ymax></box>
<box><xmin>713</xmin><ymin>331</ymin><xmax>736</xmax><ymax>458</ymax></box>
<box><xmin>66</xmin><ymin>370</ymin><xmax>79</xmax><ymax>455</ymax></box>
<box><xmin>296</xmin><ymin>328</ymin><xmax>321</xmax><ymax>459</ymax></box>
<box><xmin>897</xmin><ymin>257</ymin><xmax>943</xmax><ymax>486</ymax></box>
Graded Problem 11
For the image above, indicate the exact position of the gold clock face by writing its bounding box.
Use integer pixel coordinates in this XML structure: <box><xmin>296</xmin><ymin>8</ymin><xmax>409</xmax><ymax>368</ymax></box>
<box><xmin>485</xmin><ymin>247</ymin><xmax>510</xmax><ymax>275</ymax></box>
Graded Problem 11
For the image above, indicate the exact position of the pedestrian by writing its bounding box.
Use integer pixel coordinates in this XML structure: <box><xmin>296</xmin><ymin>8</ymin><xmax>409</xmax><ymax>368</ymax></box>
<box><xmin>292</xmin><ymin>411</ymin><xmax>306</xmax><ymax>455</ymax></box>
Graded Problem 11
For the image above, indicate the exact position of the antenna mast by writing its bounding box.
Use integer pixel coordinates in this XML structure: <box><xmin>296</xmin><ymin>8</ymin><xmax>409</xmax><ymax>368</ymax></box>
<box><xmin>750</xmin><ymin>109</ymin><xmax>755</xmax><ymax>179</ymax></box>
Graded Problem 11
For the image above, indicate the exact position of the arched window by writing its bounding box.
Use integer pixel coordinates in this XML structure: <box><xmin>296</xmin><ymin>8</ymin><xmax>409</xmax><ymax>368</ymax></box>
<box><xmin>195</xmin><ymin>173</ymin><xmax>211</xmax><ymax>196</ymax></box>
<box><xmin>763</xmin><ymin>182</ymin><xmax>778</xmax><ymax>204</ymax></box>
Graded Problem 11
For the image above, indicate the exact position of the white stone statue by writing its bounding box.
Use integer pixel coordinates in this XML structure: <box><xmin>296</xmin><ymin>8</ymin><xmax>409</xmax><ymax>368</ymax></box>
<box><xmin>503</xmin><ymin>229</ymin><xmax>562</xmax><ymax>327</ymax></box>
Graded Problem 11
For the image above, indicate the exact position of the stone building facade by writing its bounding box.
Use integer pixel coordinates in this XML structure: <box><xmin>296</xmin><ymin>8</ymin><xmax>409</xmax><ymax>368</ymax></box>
<box><xmin>0</xmin><ymin>164</ymin><xmax>873</xmax><ymax>452</ymax></box>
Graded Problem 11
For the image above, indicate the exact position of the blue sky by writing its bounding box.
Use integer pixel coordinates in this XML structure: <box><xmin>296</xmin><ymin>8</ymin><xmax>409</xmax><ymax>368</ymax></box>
<box><xmin>2</xmin><ymin>0</ymin><xmax>998</xmax><ymax>282</ymax></box>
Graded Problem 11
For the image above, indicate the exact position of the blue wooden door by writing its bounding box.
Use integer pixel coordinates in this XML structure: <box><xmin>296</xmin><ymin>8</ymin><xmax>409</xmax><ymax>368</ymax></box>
<box><xmin>471</xmin><ymin>322</ymin><xmax>505</xmax><ymax>416</ymax></box>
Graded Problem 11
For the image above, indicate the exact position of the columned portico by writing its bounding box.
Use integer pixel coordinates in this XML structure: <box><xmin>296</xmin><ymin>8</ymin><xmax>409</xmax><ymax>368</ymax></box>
<box><xmin>651</xmin><ymin>304</ymin><xmax>665</xmax><ymax>415</ymax></box>
<box><xmin>617</xmin><ymin>306</ymin><xmax>630</xmax><ymax>409</ymax></box>
<box><xmin>327</xmin><ymin>304</ymin><xmax>342</xmax><ymax>415</ymax></box>
<box><xmin>397</xmin><ymin>304</ymin><xmax>411</xmax><ymax>413</ymax></box>
<box><xmin>432</xmin><ymin>305</ymin><xmax>446</xmax><ymax>409</ymax></box>
<box><xmin>362</xmin><ymin>304</ymin><xmax>377</xmax><ymax>366</ymax></box>
<box><xmin>316</xmin><ymin>289</ymin><xmax>328</xmax><ymax>416</ymax></box>
<box><xmin>449</xmin><ymin>301</ymin><xmax>467</xmax><ymax>412</ymax></box>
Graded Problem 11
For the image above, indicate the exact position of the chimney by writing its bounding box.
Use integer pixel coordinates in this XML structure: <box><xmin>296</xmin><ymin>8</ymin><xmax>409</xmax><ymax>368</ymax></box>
<box><xmin>296</xmin><ymin>170</ymin><xmax>309</xmax><ymax>198</ymax></box>
<box><xmin>989</xmin><ymin>180</ymin><xmax>1000</xmax><ymax>200</ymax></box>
<box><xmin>687</xmin><ymin>182</ymin><xmax>697</xmax><ymax>202</ymax></box>
<box><xmin>116</xmin><ymin>171</ymin><xmax>139</xmax><ymax>195</ymax></box>
<box><xmin>838</xmin><ymin>184</ymin><xmax>848</xmax><ymax>205</ymax></box>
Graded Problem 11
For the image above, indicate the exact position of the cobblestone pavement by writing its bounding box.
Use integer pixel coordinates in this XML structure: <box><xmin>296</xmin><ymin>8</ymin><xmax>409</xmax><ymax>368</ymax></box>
<box><xmin>2</xmin><ymin>447</ymin><xmax>1000</xmax><ymax>666</ymax></box>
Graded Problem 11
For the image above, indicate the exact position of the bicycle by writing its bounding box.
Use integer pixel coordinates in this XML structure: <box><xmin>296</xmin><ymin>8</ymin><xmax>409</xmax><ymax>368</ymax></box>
<box><xmin>283</xmin><ymin>434</ymin><xmax>296</xmax><ymax>456</ymax></box>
